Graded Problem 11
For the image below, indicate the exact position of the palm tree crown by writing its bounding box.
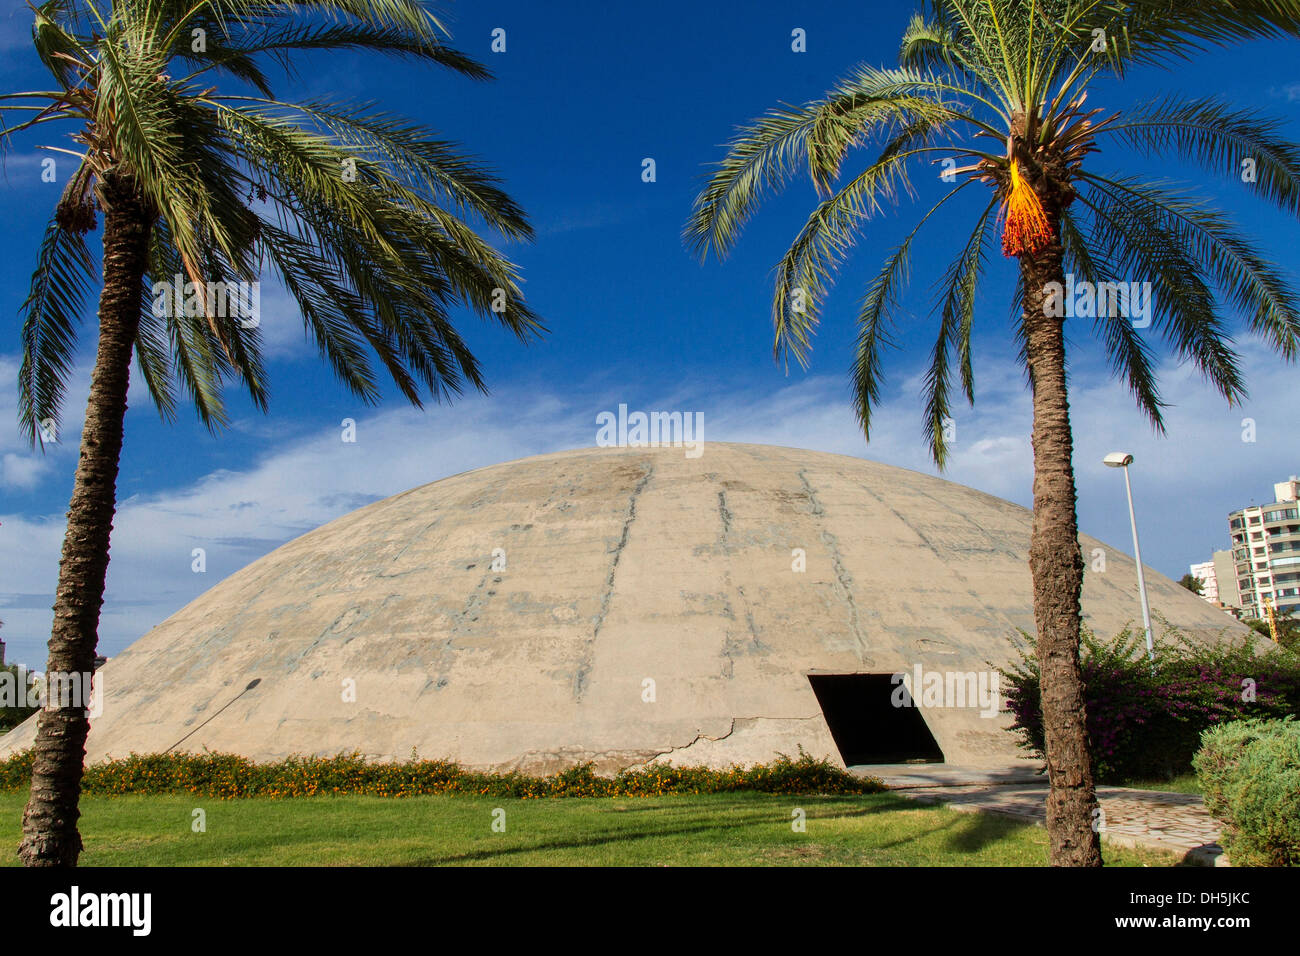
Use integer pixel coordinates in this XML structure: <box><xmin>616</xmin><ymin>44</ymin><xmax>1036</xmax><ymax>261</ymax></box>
<box><xmin>7</xmin><ymin>0</ymin><xmax>542</xmax><ymax>444</ymax></box>
<box><xmin>685</xmin><ymin>0</ymin><xmax>1300</xmax><ymax>465</ymax></box>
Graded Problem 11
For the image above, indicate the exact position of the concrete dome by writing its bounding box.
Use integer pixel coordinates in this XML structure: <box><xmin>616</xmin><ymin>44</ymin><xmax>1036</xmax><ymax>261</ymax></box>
<box><xmin>1</xmin><ymin>443</ymin><xmax>1244</xmax><ymax>771</ymax></box>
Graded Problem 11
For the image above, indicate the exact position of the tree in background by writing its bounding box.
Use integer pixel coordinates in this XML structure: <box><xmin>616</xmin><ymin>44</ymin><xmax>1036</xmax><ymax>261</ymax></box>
<box><xmin>0</xmin><ymin>665</ymin><xmax>41</xmax><ymax>734</ymax></box>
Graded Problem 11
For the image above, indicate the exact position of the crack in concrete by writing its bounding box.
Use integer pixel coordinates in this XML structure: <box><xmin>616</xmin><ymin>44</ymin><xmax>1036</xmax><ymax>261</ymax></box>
<box><xmin>798</xmin><ymin>469</ymin><xmax>873</xmax><ymax>665</ymax></box>
<box><xmin>378</xmin><ymin>517</ymin><xmax>444</xmax><ymax>577</ymax></box>
<box><xmin>451</xmin><ymin>566</ymin><xmax>497</xmax><ymax>635</ymax></box>
<box><xmin>719</xmin><ymin>573</ymin><xmax>767</xmax><ymax>677</ymax></box>
<box><xmin>574</xmin><ymin>461</ymin><xmax>655</xmax><ymax>700</ymax></box>
<box><xmin>715</xmin><ymin>490</ymin><xmax>766</xmax><ymax>668</ymax></box>
<box><xmin>637</xmin><ymin>714</ymin><xmax>826</xmax><ymax>764</ymax></box>
<box><xmin>417</xmin><ymin>566</ymin><xmax>501</xmax><ymax>689</ymax></box>
<box><xmin>287</xmin><ymin>602</ymin><xmax>370</xmax><ymax>670</ymax></box>
<box><xmin>735</xmin><ymin>582</ymin><xmax>764</xmax><ymax>648</ymax></box>
<box><xmin>717</xmin><ymin>491</ymin><xmax>739</xmax><ymax>678</ymax></box>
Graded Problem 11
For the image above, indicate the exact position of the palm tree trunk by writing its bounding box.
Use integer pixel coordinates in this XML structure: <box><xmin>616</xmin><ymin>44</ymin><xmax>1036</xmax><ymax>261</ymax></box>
<box><xmin>18</xmin><ymin>170</ymin><xmax>151</xmax><ymax>867</ymax></box>
<box><xmin>1020</xmin><ymin>223</ymin><xmax>1103</xmax><ymax>868</ymax></box>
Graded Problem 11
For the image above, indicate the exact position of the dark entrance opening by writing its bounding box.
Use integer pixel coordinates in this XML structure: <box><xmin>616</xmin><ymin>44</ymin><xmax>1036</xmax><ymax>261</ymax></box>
<box><xmin>807</xmin><ymin>673</ymin><xmax>944</xmax><ymax>765</ymax></box>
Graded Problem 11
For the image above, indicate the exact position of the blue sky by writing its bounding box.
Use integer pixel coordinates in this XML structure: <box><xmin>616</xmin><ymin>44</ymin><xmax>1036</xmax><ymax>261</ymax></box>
<box><xmin>1</xmin><ymin>1</ymin><xmax>1298</xmax><ymax>665</ymax></box>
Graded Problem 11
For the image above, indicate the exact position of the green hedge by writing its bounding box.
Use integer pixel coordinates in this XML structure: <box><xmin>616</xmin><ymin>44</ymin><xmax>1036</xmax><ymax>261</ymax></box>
<box><xmin>0</xmin><ymin>748</ymin><xmax>883</xmax><ymax>799</ymax></box>
<box><xmin>1194</xmin><ymin>718</ymin><xmax>1300</xmax><ymax>866</ymax></box>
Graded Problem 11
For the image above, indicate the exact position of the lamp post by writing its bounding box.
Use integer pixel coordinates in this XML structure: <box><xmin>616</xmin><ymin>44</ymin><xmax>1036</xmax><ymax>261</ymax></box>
<box><xmin>1104</xmin><ymin>452</ymin><xmax>1154</xmax><ymax>664</ymax></box>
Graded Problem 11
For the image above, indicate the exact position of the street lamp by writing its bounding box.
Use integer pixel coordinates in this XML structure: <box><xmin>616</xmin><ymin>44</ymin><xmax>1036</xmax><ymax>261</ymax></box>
<box><xmin>1104</xmin><ymin>452</ymin><xmax>1155</xmax><ymax>663</ymax></box>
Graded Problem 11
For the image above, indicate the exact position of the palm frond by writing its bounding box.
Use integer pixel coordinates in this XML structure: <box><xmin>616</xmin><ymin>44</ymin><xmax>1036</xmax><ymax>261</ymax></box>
<box><xmin>923</xmin><ymin>193</ymin><xmax>998</xmax><ymax>467</ymax></box>
<box><xmin>192</xmin><ymin>21</ymin><xmax>490</xmax><ymax>83</ymax></box>
<box><xmin>771</xmin><ymin>123</ymin><xmax>954</xmax><ymax>368</ymax></box>
<box><xmin>1058</xmin><ymin>207</ymin><xmax>1165</xmax><ymax>430</ymax></box>
<box><xmin>219</xmin><ymin>97</ymin><xmax>532</xmax><ymax>239</ymax></box>
<box><xmin>1104</xmin><ymin>94</ymin><xmax>1300</xmax><ymax>217</ymax></box>
<box><xmin>852</xmin><ymin>179</ymin><xmax>978</xmax><ymax>446</ymax></box>
<box><xmin>1083</xmin><ymin>0</ymin><xmax>1300</xmax><ymax>75</ymax></box>
<box><xmin>1081</xmin><ymin>171</ymin><xmax>1300</xmax><ymax>360</ymax></box>
<box><xmin>216</xmin><ymin>101</ymin><xmax>541</xmax><ymax>402</ymax></box>
<box><xmin>1072</xmin><ymin>179</ymin><xmax>1247</xmax><ymax>404</ymax></box>
<box><xmin>685</xmin><ymin>65</ymin><xmax>970</xmax><ymax>260</ymax></box>
<box><xmin>18</xmin><ymin>216</ymin><xmax>95</xmax><ymax>447</ymax></box>
<box><xmin>900</xmin><ymin>10</ymin><xmax>979</xmax><ymax>77</ymax></box>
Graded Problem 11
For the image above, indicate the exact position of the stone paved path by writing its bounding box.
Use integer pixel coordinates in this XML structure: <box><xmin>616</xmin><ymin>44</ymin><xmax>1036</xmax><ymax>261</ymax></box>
<box><xmin>853</xmin><ymin>765</ymin><xmax>1227</xmax><ymax>865</ymax></box>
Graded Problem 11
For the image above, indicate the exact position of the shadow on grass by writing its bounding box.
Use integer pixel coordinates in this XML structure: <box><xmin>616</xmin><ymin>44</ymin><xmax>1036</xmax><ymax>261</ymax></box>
<box><xmin>941</xmin><ymin>810</ymin><xmax>1037</xmax><ymax>855</ymax></box>
<box><xmin>595</xmin><ymin>793</ymin><xmax>913</xmax><ymax>815</ymax></box>
<box><xmin>403</xmin><ymin>804</ymin><xmax>861</xmax><ymax>865</ymax></box>
<box><xmin>400</xmin><ymin>795</ymin><xmax>980</xmax><ymax>866</ymax></box>
<box><xmin>403</xmin><ymin>819</ymin><xmax>754</xmax><ymax>865</ymax></box>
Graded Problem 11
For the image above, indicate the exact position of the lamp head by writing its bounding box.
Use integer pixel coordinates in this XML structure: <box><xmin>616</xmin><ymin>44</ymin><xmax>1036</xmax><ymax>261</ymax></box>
<box><xmin>1103</xmin><ymin>452</ymin><xmax>1134</xmax><ymax>468</ymax></box>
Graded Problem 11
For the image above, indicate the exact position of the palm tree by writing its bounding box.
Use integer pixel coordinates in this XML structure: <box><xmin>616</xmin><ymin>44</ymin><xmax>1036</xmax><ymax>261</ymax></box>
<box><xmin>3</xmin><ymin>0</ymin><xmax>541</xmax><ymax>866</ymax></box>
<box><xmin>686</xmin><ymin>0</ymin><xmax>1300</xmax><ymax>865</ymax></box>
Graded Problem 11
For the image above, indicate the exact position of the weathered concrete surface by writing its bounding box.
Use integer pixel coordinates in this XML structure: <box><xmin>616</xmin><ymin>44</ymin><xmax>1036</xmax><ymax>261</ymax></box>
<box><xmin>0</xmin><ymin>443</ymin><xmax>1247</xmax><ymax>771</ymax></box>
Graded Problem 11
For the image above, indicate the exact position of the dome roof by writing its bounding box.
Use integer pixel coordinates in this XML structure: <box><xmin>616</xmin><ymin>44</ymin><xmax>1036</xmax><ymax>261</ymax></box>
<box><xmin>1</xmin><ymin>443</ymin><xmax>1243</xmax><ymax>771</ymax></box>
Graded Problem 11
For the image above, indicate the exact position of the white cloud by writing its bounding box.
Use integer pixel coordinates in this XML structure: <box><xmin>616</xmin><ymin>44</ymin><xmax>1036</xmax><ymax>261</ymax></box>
<box><xmin>1270</xmin><ymin>82</ymin><xmax>1300</xmax><ymax>103</ymax></box>
<box><xmin>0</xmin><ymin>356</ymin><xmax>85</xmax><ymax>480</ymax></box>
<box><xmin>1</xmin><ymin>452</ymin><xmax>51</xmax><ymax>490</ymax></box>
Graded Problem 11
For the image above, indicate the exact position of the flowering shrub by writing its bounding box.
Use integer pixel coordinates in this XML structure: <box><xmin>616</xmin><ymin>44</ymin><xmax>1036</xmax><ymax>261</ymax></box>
<box><xmin>0</xmin><ymin>748</ymin><xmax>883</xmax><ymax>799</ymax></box>
<box><xmin>1001</xmin><ymin>623</ymin><xmax>1300</xmax><ymax>781</ymax></box>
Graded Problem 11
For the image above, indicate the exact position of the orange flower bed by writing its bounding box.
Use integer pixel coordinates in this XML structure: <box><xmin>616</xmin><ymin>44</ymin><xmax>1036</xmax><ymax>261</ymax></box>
<box><xmin>0</xmin><ymin>749</ymin><xmax>883</xmax><ymax>799</ymax></box>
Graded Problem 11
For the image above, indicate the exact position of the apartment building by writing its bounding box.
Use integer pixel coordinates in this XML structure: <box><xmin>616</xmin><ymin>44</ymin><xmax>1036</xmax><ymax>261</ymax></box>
<box><xmin>1189</xmin><ymin>559</ymin><xmax>1219</xmax><ymax>602</ymax></box>
<box><xmin>1228</xmin><ymin>477</ymin><xmax>1300</xmax><ymax>620</ymax></box>
<box><xmin>1212</xmin><ymin>549</ymin><xmax>1240</xmax><ymax>609</ymax></box>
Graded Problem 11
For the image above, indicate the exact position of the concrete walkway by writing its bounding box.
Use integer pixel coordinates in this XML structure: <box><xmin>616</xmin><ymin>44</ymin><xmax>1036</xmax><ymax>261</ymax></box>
<box><xmin>852</xmin><ymin>764</ymin><xmax>1227</xmax><ymax>866</ymax></box>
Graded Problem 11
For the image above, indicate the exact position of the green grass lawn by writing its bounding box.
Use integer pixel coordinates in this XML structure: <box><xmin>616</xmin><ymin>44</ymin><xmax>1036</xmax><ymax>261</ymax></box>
<box><xmin>0</xmin><ymin>792</ymin><xmax>1181</xmax><ymax>866</ymax></box>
